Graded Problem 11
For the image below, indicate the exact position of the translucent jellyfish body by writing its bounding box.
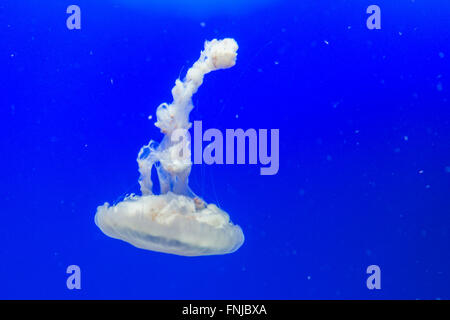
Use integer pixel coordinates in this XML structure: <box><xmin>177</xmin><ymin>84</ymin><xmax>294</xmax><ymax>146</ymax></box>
<box><xmin>95</xmin><ymin>39</ymin><xmax>244</xmax><ymax>256</ymax></box>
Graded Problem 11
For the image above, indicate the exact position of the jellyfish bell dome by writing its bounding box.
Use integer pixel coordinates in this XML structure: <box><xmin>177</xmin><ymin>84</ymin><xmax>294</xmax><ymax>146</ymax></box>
<box><xmin>95</xmin><ymin>38</ymin><xmax>245</xmax><ymax>256</ymax></box>
<box><xmin>95</xmin><ymin>193</ymin><xmax>244</xmax><ymax>256</ymax></box>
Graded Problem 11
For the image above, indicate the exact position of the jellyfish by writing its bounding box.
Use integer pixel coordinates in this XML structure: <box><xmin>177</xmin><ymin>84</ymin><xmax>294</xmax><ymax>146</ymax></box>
<box><xmin>95</xmin><ymin>38</ymin><xmax>244</xmax><ymax>256</ymax></box>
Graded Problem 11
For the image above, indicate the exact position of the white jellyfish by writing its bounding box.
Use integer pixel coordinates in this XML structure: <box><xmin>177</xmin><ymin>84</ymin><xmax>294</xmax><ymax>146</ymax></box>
<box><xmin>95</xmin><ymin>38</ymin><xmax>244</xmax><ymax>256</ymax></box>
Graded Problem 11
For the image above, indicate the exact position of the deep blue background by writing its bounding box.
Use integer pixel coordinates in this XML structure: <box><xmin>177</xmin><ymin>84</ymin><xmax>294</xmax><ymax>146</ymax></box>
<box><xmin>1</xmin><ymin>0</ymin><xmax>449</xmax><ymax>299</ymax></box>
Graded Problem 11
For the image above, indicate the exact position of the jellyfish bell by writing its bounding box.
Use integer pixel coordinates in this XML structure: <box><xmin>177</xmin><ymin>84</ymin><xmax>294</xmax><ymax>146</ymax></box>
<box><xmin>94</xmin><ymin>193</ymin><xmax>244</xmax><ymax>256</ymax></box>
<box><xmin>95</xmin><ymin>38</ymin><xmax>244</xmax><ymax>256</ymax></box>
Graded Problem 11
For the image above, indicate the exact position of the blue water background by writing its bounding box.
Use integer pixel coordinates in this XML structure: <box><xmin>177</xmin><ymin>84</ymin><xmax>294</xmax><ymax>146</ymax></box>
<box><xmin>1</xmin><ymin>0</ymin><xmax>450</xmax><ymax>299</ymax></box>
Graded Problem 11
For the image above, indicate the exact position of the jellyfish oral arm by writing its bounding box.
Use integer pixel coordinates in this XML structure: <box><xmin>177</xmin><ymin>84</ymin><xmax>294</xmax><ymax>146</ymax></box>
<box><xmin>156</xmin><ymin>38</ymin><xmax>238</xmax><ymax>135</ymax></box>
<box><xmin>138</xmin><ymin>38</ymin><xmax>239</xmax><ymax>197</ymax></box>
